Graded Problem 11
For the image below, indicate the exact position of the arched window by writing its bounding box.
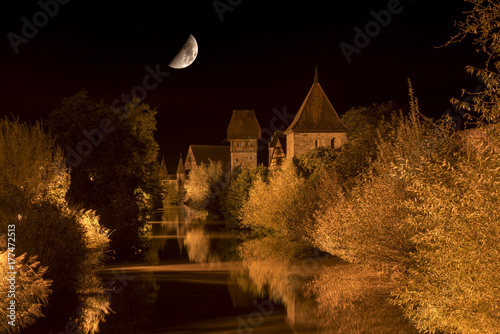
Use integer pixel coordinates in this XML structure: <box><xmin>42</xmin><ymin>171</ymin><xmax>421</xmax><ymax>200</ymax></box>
<box><xmin>331</xmin><ymin>138</ymin><xmax>335</xmax><ymax>148</ymax></box>
<box><xmin>315</xmin><ymin>140</ymin><xmax>318</xmax><ymax>147</ymax></box>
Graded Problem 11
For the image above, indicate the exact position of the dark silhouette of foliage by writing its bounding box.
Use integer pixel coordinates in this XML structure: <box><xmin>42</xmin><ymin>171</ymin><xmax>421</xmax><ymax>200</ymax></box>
<box><xmin>48</xmin><ymin>91</ymin><xmax>160</xmax><ymax>261</ymax></box>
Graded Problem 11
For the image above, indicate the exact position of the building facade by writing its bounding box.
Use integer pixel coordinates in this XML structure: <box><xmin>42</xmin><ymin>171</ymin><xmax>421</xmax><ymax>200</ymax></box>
<box><xmin>227</xmin><ymin>110</ymin><xmax>261</xmax><ymax>172</ymax></box>
<box><xmin>269</xmin><ymin>69</ymin><xmax>349</xmax><ymax>168</ymax></box>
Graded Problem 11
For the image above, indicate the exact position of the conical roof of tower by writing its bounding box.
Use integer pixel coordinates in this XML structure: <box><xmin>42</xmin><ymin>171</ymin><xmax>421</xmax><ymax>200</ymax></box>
<box><xmin>159</xmin><ymin>156</ymin><xmax>168</xmax><ymax>178</ymax></box>
<box><xmin>284</xmin><ymin>68</ymin><xmax>349</xmax><ymax>133</ymax></box>
<box><xmin>227</xmin><ymin>110</ymin><xmax>261</xmax><ymax>140</ymax></box>
<box><xmin>176</xmin><ymin>155</ymin><xmax>185</xmax><ymax>174</ymax></box>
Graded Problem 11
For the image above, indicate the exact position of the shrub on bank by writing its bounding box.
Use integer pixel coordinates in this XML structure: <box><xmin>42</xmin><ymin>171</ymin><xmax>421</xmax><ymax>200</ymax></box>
<box><xmin>221</xmin><ymin>165</ymin><xmax>268</xmax><ymax>228</ymax></box>
<box><xmin>240</xmin><ymin>160</ymin><xmax>308</xmax><ymax>236</ymax></box>
<box><xmin>0</xmin><ymin>118</ymin><xmax>110</xmax><ymax>332</ymax></box>
<box><xmin>0</xmin><ymin>252</ymin><xmax>52</xmax><ymax>333</ymax></box>
<box><xmin>184</xmin><ymin>160</ymin><xmax>228</xmax><ymax>215</ymax></box>
<box><xmin>312</xmin><ymin>106</ymin><xmax>500</xmax><ymax>333</ymax></box>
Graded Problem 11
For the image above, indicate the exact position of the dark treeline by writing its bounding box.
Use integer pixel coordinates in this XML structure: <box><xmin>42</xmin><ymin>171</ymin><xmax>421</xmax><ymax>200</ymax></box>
<box><xmin>0</xmin><ymin>92</ymin><xmax>162</xmax><ymax>333</ymax></box>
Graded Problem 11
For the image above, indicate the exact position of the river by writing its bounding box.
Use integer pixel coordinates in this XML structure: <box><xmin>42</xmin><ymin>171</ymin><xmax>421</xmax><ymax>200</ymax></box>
<box><xmin>31</xmin><ymin>204</ymin><xmax>420</xmax><ymax>333</ymax></box>
<box><xmin>97</xmin><ymin>205</ymin><xmax>294</xmax><ymax>334</ymax></box>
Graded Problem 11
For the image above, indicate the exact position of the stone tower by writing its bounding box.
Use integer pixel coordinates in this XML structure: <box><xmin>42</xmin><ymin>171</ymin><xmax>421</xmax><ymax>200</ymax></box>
<box><xmin>227</xmin><ymin>110</ymin><xmax>261</xmax><ymax>172</ymax></box>
<box><xmin>283</xmin><ymin>68</ymin><xmax>349</xmax><ymax>158</ymax></box>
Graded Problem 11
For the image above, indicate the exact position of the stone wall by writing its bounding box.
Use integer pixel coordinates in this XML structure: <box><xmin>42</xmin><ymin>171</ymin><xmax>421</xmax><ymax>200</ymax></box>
<box><xmin>230</xmin><ymin>139</ymin><xmax>258</xmax><ymax>171</ymax></box>
<box><xmin>287</xmin><ymin>131</ymin><xmax>347</xmax><ymax>157</ymax></box>
<box><xmin>231</xmin><ymin>152</ymin><xmax>257</xmax><ymax>171</ymax></box>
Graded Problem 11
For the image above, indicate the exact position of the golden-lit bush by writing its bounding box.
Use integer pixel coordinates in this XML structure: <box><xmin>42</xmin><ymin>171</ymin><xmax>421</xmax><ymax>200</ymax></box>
<box><xmin>0</xmin><ymin>118</ymin><xmax>110</xmax><ymax>333</ymax></box>
<box><xmin>162</xmin><ymin>182</ymin><xmax>183</xmax><ymax>205</ymax></box>
<box><xmin>240</xmin><ymin>159</ymin><xmax>306</xmax><ymax>235</ymax></box>
<box><xmin>391</xmin><ymin>131</ymin><xmax>500</xmax><ymax>334</ymax></box>
<box><xmin>0</xmin><ymin>253</ymin><xmax>52</xmax><ymax>333</ymax></box>
<box><xmin>221</xmin><ymin>165</ymin><xmax>268</xmax><ymax>227</ymax></box>
<box><xmin>312</xmin><ymin>104</ymin><xmax>500</xmax><ymax>333</ymax></box>
<box><xmin>0</xmin><ymin>118</ymin><xmax>69</xmax><ymax>205</ymax></box>
<box><xmin>184</xmin><ymin>160</ymin><xmax>227</xmax><ymax>214</ymax></box>
<box><xmin>312</xmin><ymin>170</ymin><xmax>415</xmax><ymax>270</ymax></box>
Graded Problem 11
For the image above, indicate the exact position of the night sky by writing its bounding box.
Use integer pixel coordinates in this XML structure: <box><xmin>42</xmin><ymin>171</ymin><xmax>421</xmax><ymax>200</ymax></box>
<box><xmin>1</xmin><ymin>0</ymin><xmax>480</xmax><ymax>171</ymax></box>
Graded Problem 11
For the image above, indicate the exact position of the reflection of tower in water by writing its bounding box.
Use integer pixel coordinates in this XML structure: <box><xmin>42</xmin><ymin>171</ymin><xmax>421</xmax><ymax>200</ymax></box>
<box><xmin>176</xmin><ymin>220</ymin><xmax>186</xmax><ymax>255</ymax></box>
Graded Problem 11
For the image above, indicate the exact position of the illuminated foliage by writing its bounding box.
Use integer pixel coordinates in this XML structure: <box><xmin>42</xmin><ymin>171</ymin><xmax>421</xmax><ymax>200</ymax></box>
<box><xmin>184</xmin><ymin>159</ymin><xmax>227</xmax><ymax>214</ymax></box>
<box><xmin>295</xmin><ymin>146</ymin><xmax>338</xmax><ymax>182</ymax></box>
<box><xmin>391</xmin><ymin>132</ymin><xmax>500</xmax><ymax>333</ymax></box>
<box><xmin>0</xmin><ymin>118</ymin><xmax>110</xmax><ymax>333</ymax></box>
<box><xmin>333</xmin><ymin>102</ymin><xmax>403</xmax><ymax>187</ymax></box>
<box><xmin>446</xmin><ymin>0</ymin><xmax>500</xmax><ymax>122</ymax></box>
<box><xmin>0</xmin><ymin>118</ymin><xmax>69</xmax><ymax>205</ymax></box>
<box><xmin>0</xmin><ymin>253</ymin><xmax>52</xmax><ymax>333</ymax></box>
<box><xmin>312</xmin><ymin>99</ymin><xmax>500</xmax><ymax>333</ymax></box>
<box><xmin>240</xmin><ymin>159</ymin><xmax>306</xmax><ymax>235</ymax></box>
<box><xmin>221</xmin><ymin>165</ymin><xmax>268</xmax><ymax>227</ymax></box>
<box><xmin>162</xmin><ymin>182</ymin><xmax>183</xmax><ymax>205</ymax></box>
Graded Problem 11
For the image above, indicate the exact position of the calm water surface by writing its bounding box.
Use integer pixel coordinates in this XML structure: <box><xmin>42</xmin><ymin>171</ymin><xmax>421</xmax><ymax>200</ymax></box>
<box><xmin>31</xmin><ymin>205</ymin><xmax>419</xmax><ymax>333</ymax></box>
<box><xmin>98</xmin><ymin>205</ymin><xmax>293</xmax><ymax>334</ymax></box>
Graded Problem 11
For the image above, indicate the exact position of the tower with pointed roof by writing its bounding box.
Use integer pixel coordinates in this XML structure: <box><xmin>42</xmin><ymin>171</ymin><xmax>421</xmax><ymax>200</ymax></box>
<box><xmin>283</xmin><ymin>68</ymin><xmax>349</xmax><ymax>158</ymax></box>
<box><xmin>159</xmin><ymin>156</ymin><xmax>168</xmax><ymax>183</ymax></box>
<box><xmin>227</xmin><ymin>110</ymin><xmax>261</xmax><ymax>172</ymax></box>
<box><xmin>176</xmin><ymin>154</ymin><xmax>185</xmax><ymax>184</ymax></box>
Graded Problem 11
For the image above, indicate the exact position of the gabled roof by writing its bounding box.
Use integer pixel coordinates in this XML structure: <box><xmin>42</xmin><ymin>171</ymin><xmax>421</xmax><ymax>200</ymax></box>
<box><xmin>285</xmin><ymin>68</ymin><xmax>349</xmax><ymax>133</ymax></box>
<box><xmin>269</xmin><ymin>132</ymin><xmax>287</xmax><ymax>169</ymax></box>
<box><xmin>227</xmin><ymin>110</ymin><xmax>262</xmax><ymax>140</ymax></box>
<box><xmin>187</xmin><ymin>145</ymin><xmax>231</xmax><ymax>170</ymax></box>
<box><xmin>269</xmin><ymin>131</ymin><xmax>287</xmax><ymax>154</ymax></box>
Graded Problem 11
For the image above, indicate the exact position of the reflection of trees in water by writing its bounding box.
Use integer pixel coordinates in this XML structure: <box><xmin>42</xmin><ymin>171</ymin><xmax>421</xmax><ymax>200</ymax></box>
<box><xmin>304</xmin><ymin>264</ymin><xmax>419</xmax><ymax>333</ymax></box>
<box><xmin>185</xmin><ymin>228</ymin><xmax>212</xmax><ymax>263</ymax></box>
<box><xmin>237</xmin><ymin>236</ymin><xmax>419</xmax><ymax>333</ymax></box>
<box><xmin>238</xmin><ymin>236</ymin><xmax>313</xmax><ymax>303</ymax></box>
<box><xmin>75</xmin><ymin>272</ymin><xmax>111</xmax><ymax>334</ymax></box>
<box><xmin>99</xmin><ymin>272</ymin><xmax>159</xmax><ymax>334</ymax></box>
<box><xmin>146</xmin><ymin>205</ymin><xmax>192</xmax><ymax>264</ymax></box>
<box><xmin>184</xmin><ymin>227</ymin><xmax>241</xmax><ymax>264</ymax></box>
<box><xmin>236</xmin><ymin>235</ymin><xmax>319</xmax><ymax>332</ymax></box>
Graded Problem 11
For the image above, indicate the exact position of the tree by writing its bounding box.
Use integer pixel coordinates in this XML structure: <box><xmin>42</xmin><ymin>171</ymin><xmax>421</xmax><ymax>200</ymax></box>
<box><xmin>312</xmin><ymin>90</ymin><xmax>500</xmax><ymax>333</ymax></box>
<box><xmin>333</xmin><ymin>102</ymin><xmax>403</xmax><ymax>187</ymax></box>
<box><xmin>0</xmin><ymin>118</ymin><xmax>110</xmax><ymax>331</ymax></box>
<box><xmin>184</xmin><ymin>160</ymin><xmax>228</xmax><ymax>215</ymax></box>
<box><xmin>445</xmin><ymin>0</ymin><xmax>500</xmax><ymax>123</ymax></box>
<box><xmin>221</xmin><ymin>165</ymin><xmax>268</xmax><ymax>227</ymax></box>
<box><xmin>240</xmin><ymin>159</ymin><xmax>307</xmax><ymax>236</ymax></box>
<box><xmin>48</xmin><ymin>91</ymin><xmax>160</xmax><ymax>260</ymax></box>
<box><xmin>295</xmin><ymin>146</ymin><xmax>338</xmax><ymax>182</ymax></box>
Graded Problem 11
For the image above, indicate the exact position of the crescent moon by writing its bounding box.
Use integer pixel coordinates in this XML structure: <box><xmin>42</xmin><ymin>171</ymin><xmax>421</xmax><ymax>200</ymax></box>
<box><xmin>168</xmin><ymin>34</ymin><xmax>198</xmax><ymax>69</ymax></box>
